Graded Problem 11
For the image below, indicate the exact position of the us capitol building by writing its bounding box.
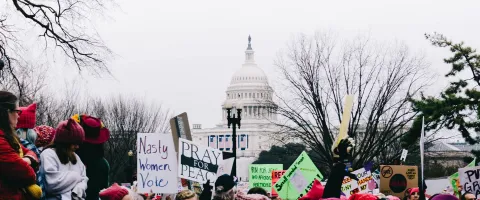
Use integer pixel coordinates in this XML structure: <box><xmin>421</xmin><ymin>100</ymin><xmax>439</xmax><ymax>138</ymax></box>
<box><xmin>192</xmin><ymin>36</ymin><xmax>280</xmax><ymax>181</ymax></box>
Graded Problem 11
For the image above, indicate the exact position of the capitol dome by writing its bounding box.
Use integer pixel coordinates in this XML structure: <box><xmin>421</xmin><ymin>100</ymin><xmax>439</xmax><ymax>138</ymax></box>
<box><xmin>221</xmin><ymin>36</ymin><xmax>276</xmax><ymax>126</ymax></box>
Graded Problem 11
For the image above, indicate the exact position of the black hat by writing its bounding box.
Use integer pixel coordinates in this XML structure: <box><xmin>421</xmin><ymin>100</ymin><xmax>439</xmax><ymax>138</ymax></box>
<box><xmin>215</xmin><ymin>175</ymin><xmax>235</xmax><ymax>192</ymax></box>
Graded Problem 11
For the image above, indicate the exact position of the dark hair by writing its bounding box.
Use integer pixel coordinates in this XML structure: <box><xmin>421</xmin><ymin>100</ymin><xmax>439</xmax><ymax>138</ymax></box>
<box><xmin>0</xmin><ymin>91</ymin><xmax>20</xmax><ymax>153</ymax></box>
<box><xmin>461</xmin><ymin>193</ymin><xmax>473</xmax><ymax>200</ymax></box>
<box><xmin>76</xmin><ymin>143</ymin><xmax>104</xmax><ymax>164</ymax></box>
<box><xmin>248</xmin><ymin>187</ymin><xmax>268</xmax><ymax>196</ymax></box>
<box><xmin>48</xmin><ymin>143</ymin><xmax>78</xmax><ymax>165</ymax></box>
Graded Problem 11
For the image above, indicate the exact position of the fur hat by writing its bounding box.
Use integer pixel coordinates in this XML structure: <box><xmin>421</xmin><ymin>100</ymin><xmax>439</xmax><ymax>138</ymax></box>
<box><xmin>235</xmin><ymin>191</ymin><xmax>270</xmax><ymax>200</ymax></box>
<box><xmin>17</xmin><ymin>103</ymin><xmax>36</xmax><ymax>129</ymax></box>
<box><xmin>55</xmin><ymin>119</ymin><xmax>84</xmax><ymax>144</ymax></box>
<box><xmin>99</xmin><ymin>183</ymin><xmax>129</xmax><ymax>200</ymax></box>
<box><xmin>34</xmin><ymin>125</ymin><xmax>56</xmax><ymax>147</ymax></box>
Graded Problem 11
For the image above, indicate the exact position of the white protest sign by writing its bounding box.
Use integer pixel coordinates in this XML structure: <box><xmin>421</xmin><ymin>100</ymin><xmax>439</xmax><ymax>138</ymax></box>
<box><xmin>459</xmin><ymin>166</ymin><xmax>480</xmax><ymax>198</ymax></box>
<box><xmin>400</xmin><ymin>149</ymin><xmax>408</xmax><ymax>161</ymax></box>
<box><xmin>217</xmin><ymin>157</ymin><xmax>234</xmax><ymax>176</ymax></box>
<box><xmin>341</xmin><ymin>168</ymin><xmax>374</xmax><ymax>196</ymax></box>
<box><xmin>136</xmin><ymin>133</ymin><xmax>178</xmax><ymax>193</ymax></box>
<box><xmin>178</xmin><ymin>138</ymin><xmax>223</xmax><ymax>184</ymax></box>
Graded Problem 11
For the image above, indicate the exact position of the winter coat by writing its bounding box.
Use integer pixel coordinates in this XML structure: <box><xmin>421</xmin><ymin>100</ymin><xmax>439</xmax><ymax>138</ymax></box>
<box><xmin>19</xmin><ymin>138</ymin><xmax>46</xmax><ymax>200</ymax></box>
<box><xmin>0</xmin><ymin>130</ymin><xmax>39</xmax><ymax>200</ymax></box>
<box><xmin>40</xmin><ymin>148</ymin><xmax>88</xmax><ymax>200</ymax></box>
<box><xmin>84</xmin><ymin>158</ymin><xmax>110</xmax><ymax>200</ymax></box>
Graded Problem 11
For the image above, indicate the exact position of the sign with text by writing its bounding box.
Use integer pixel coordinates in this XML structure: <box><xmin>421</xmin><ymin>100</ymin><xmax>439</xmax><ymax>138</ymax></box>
<box><xmin>341</xmin><ymin>168</ymin><xmax>374</xmax><ymax>197</ymax></box>
<box><xmin>379</xmin><ymin>165</ymin><xmax>418</xmax><ymax>198</ymax></box>
<box><xmin>136</xmin><ymin>133</ymin><xmax>178</xmax><ymax>193</ymax></box>
<box><xmin>272</xmin><ymin>170</ymin><xmax>286</xmax><ymax>197</ymax></box>
<box><xmin>178</xmin><ymin>138</ymin><xmax>223</xmax><ymax>184</ymax></box>
<box><xmin>459</xmin><ymin>166</ymin><xmax>480</xmax><ymax>198</ymax></box>
<box><xmin>273</xmin><ymin>151</ymin><xmax>324</xmax><ymax>200</ymax></box>
<box><xmin>170</xmin><ymin>113</ymin><xmax>192</xmax><ymax>152</ymax></box>
<box><xmin>249</xmin><ymin>164</ymin><xmax>283</xmax><ymax>192</ymax></box>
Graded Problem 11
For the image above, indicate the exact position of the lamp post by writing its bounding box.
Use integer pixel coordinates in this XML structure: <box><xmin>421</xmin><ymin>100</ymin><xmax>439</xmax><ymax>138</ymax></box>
<box><xmin>127</xmin><ymin>150</ymin><xmax>134</xmax><ymax>183</ymax></box>
<box><xmin>225</xmin><ymin>101</ymin><xmax>242</xmax><ymax>177</ymax></box>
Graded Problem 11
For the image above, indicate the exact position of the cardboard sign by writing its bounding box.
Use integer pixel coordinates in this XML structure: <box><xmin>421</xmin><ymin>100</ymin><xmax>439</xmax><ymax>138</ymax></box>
<box><xmin>136</xmin><ymin>133</ymin><xmax>178</xmax><ymax>193</ymax></box>
<box><xmin>459</xmin><ymin>166</ymin><xmax>480</xmax><ymax>198</ymax></box>
<box><xmin>379</xmin><ymin>165</ymin><xmax>418</xmax><ymax>198</ymax></box>
<box><xmin>178</xmin><ymin>138</ymin><xmax>223</xmax><ymax>184</ymax></box>
<box><xmin>273</xmin><ymin>151</ymin><xmax>324</xmax><ymax>200</ymax></box>
<box><xmin>272</xmin><ymin>170</ymin><xmax>286</xmax><ymax>197</ymax></box>
<box><xmin>170</xmin><ymin>113</ymin><xmax>192</xmax><ymax>152</ymax></box>
<box><xmin>249</xmin><ymin>164</ymin><xmax>283</xmax><ymax>192</ymax></box>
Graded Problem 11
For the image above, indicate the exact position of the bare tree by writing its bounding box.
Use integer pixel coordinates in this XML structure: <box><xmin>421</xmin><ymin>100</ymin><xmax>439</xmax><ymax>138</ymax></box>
<box><xmin>0</xmin><ymin>0</ymin><xmax>113</xmax><ymax>100</ymax></box>
<box><xmin>85</xmin><ymin>95</ymin><xmax>172</xmax><ymax>182</ymax></box>
<box><xmin>270</xmin><ymin>32</ymin><xmax>431</xmax><ymax>173</ymax></box>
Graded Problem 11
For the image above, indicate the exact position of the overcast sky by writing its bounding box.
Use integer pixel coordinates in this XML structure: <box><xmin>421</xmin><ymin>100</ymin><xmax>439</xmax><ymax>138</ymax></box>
<box><xmin>31</xmin><ymin>0</ymin><xmax>480</xmax><ymax>131</ymax></box>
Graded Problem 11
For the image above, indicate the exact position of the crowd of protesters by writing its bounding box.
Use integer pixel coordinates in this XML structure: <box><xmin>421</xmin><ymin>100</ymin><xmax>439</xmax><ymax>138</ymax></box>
<box><xmin>0</xmin><ymin>90</ymin><xmax>473</xmax><ymax>199</ymax></box>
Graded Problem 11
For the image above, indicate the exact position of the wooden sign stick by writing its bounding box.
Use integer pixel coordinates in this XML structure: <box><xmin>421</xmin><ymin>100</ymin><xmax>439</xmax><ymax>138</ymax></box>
<box><xmin>333</xmin><ymin>95</ymin><xmax>354</xmax><ymax>151</ymax></box>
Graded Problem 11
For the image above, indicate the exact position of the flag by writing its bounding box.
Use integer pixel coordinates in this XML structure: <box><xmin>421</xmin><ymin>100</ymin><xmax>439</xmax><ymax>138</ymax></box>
<box><xmin>209</xmin><ymin>135</ymin><xmax>217</xmax><ymax>148</ymax></box>
<box><xmin>240</xmin><ymin>134</ymin><xmax>248</xmax><ymax>150</ymax></box>
<box><xmin>218</xmin><ymin>135</ymin><xmax>225</xmax><ymax>150</ymax></box>
<box><xmin>225</xmin><ymin>135</ymin><xmax>231</xmax><ymax>150</ymax></box>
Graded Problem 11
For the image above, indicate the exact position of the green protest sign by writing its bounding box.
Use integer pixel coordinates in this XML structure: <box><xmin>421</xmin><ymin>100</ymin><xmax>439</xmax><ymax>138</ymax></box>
<box><xmin>449</xmin><ymin>158</ymin><xmax>476</xmax><ymax>197</ymax></box>
<box><xmin>273</xmin><ymin>151</ymin><xmax>323</xmax><ymax>200</ymax></box>
<box><xmin>249</xmin><ymin>164</ymin><xmax>283</xmax><ymax>192</ymax></box>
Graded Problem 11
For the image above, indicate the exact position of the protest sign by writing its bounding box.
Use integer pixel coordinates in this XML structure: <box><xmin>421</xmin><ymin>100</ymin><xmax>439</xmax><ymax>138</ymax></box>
<box><xmin>136</xmin><ymin>133</ymin><xmax>178</xmax><ymax>193</ymax></box>
<box><xmin>459</xmin><ymin>166</ymin><xmax>480</xmax><ymax>198</ymax></box>
<box><xmin>178</xmin><ymin>138</ymin><xmax>223</xmax><ymax>184</ymax></box>
<box><xmin>450</xmin><ymin>159</ymin><xmax>476</xmax><ymax>197</ymax></box>
<box><xmin>249</xmin><ymin>164</ymin><xmax>283</xmax><ymax>192</ymax></box>
<box><xmin>341</xmin><ymin>167</ymin><xmax>374</xmax><ymax>196</ymax></box>
<box><xmin>272</xmin><ymin>170</ymin><xmax>286</xmax><ymax>197</ymax></box>
<box><xmin>400</xmin><ymin>149</ymin><xmax>408</xmax><ymax>162</ymax></box>
<box><xmin>170</xmin><ymin>113</ymin><xmax>192</xmax><ymax>152</ymax></box>
<box><xmin>379</xmin><ymin>165</ymin><xmax>418</xmax><ymax>198</ymax></box>
<box><xmin>237</xmin><ymin>182</ymin><xmax>250</xmax><ymax>194</ymax></box>
<box><xmin>273</xmin><ymin>151</ymin><xmax>324</xmax><ymax>200</ymax></box>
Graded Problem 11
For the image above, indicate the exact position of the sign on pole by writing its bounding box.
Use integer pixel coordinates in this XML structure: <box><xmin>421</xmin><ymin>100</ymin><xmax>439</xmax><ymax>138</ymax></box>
<box><xmin>459</xmin><ymin>166</ymin><xmax>480</xmax><ymax>198</ymax></box>
<box><xmin>273</xmin><ymin>152</ymin><xmax>323</xmax><ymax>199</ymax></box>
<box><xmin>136</xmin><ymin>133</ymin><xmax>178</xmax><ymax>193</ymax></box>
<box><xmin>379</xmin><ymin>165</ymin><xmax>418</xmax><ymax>198</ymax></box>
<box><xmin>271</xmin><ymin>170</ymin><xmax>286</xmax><ymax>197</ymax></box>
<box><xmin>341</xmin><ymin>167</ymin><xmax>374</xmax><ymax>196</ymax></box>
<box><xmin>170</xmin><ymin>112</ymin><xmax>192</xmax><ymax>152</ymax></box>
<box><xmin>248</xmin><ymin>164</ymin><xmax>283</xmax><ymax>192</ymax></box>
<box><xmin>333</xmin><ymin>95</ymin><xmax>354</xmax><ymax>151</ymax></box>
<box><xmin>178</xmin><ymin>138</ymin><xmax>223</xmax><ymax>184</ymax></box>
<box><xmin>400</xmin><ymin>149</ymin><xmax>408</xmax><ymax>162</ymax></box>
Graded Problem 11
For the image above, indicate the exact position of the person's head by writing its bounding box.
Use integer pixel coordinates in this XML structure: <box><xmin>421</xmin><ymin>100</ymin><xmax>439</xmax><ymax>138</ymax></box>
<box><xmin>16</xmin><ymin>128</ymin><xmax>38</xmax><ymax>144</ymax></box>
<box><xmin>52</xmin><ymin>119</ymin><xmax>85</xmax><ymax>164</ymax></box>
<box><xmin>247</xmin><ymin>187</ymin><xmax>268</xmax><ymax>196</ymax></box>
<box><xmin>213</xmin><ymin>175</ymin><xmax>236</xmax><ymax>200</ymax></box>
<box><xmin>34</xmin><ymin>125</ymin><xmax>56</xmax><ymax>148</ymax></box>
<box><xmin>430</xmin><ymin>194</ymin><xmax>459</xmax><ymax>200</ymax></box>
<box><xmin>0</xmin><ymin>91</ymin><xmax>20</xmax><ymax>152</ymax></box>
<box><xmin>461</xmin><ymin>193</ymin><xmax>475</xmax><ymax>200</ymax></box>
<box><xmin>409</xmin><ymin>188</ymin><xmax>420</xmax><ymax>200</ymax></box>
<box><xmin>175</xmin><ymin>190</ymin><xmax>197</xmax><ymax>200</ymax></box>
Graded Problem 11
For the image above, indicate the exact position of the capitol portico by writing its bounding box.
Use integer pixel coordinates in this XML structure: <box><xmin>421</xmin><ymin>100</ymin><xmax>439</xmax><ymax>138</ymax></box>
<box><xmin>192</xmin><ymin>36</ymin><xmax>280</xmax><ymax>181</ymax></box>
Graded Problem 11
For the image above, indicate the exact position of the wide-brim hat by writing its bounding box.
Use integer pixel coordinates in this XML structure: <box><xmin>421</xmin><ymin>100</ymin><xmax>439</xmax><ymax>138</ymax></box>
<box><xmin>73</xmin><ymin>114</ymin><xmax>110</xmax><ymax>144</ymax></box>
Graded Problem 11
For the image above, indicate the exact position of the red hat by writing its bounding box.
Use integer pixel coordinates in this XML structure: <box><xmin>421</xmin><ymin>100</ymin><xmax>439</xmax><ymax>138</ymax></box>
<box><xmin>79</xmin><ymin>115</ymin><xmax>110</xmax><ymax>144</ymax></box>
<box><xmin>55</xmin><ymin>119</ymin><xmax>85</xmax><ymax>144</ymax></box>
<box><xmin>99</xmin><ymin>183</ymin><xmax>129</xmax><ymax>200</ymax></box>
<box><xmin>299</xmin><ymin>179</ymin><xmax>324</xmax><ymax>200</ymax></box>
<box><xmin>17</xmin><ymin>103</ymin><xmax>36</xmax><ymax>129</ymax></box>
<box><xmin>409</xmin><ymin>188</ymin><xmax>420</xmax><ymax>196</ymax></box>
<box><xmin>34</xmin><ymin>125</ymin><xmax>56</xmax><ymax>147</ymax></box>
<box><xmin>349</xmin><ymin>193</ymin><xmax>378</xmax><ymax>200</ymax></box>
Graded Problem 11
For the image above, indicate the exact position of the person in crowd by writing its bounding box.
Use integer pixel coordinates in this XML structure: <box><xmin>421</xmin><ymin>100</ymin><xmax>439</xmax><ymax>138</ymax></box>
<box><xmin>460</xmin><ymin>193</ymin><xmax>475</xmax><ymax>200</ymax></box>
<box><xmin>349</xmin><ymin>193</ymin><xmax>378</xmax><ymax>200</ymax></box>
<box><xmin>34</xmin><ymin>125</ymin><xmax>56</xmax><ymax>152</ymax></box>
<box><xmin>99</xmin><ymin>183</ymin><xmax>144</xmax><ymax>200</ymax></box>
<box><xmin>40</xmin><ymin>118</ymin><xmax>88</xmax><ymax>199</ymax></box>
<box><xmin>175</xmin><ymin>190</ymin><xmax>198</xmax><ymax>200</ymax></box>
<box><xmin>430</xmin><ymin>194</ymin><xmax>459</xmax><ymax>200</ymax></box>
<box><xmin>247</xmin><ymin>187</ymin><xmax>268</xmax><ymax>196</ymax></box>
<box><xmin>73</xmin><ymin>114</ymin><xmax>111</xmax><ymax>200</ymax></box>
<box><xmin>0</xmin><ymin>91</ymin><xmax>42</xmax><ymax>199</ymax></box>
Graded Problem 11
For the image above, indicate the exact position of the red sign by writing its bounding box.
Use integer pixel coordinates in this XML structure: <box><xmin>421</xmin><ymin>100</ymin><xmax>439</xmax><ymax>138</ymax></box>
<box><xmin>271</xmin><ymin>170</ymin><xmax>286</xmax><ymax>197</ymax></box>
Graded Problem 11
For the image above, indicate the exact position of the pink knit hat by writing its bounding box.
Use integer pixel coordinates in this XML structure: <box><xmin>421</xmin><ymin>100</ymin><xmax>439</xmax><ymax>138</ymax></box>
<box><xmin>17</xmin><ymin>103</ymin><xmax>36</xmax><ymax>129</ymax></box>
<box><xmin>34</xmin><ymin>125</ymin><xmax>56</xmax><ymax>147</ymax></box>
<box><xmin>99</xmin><ymin>183</ymin><xmax>129</xmax><ymax>200</ymax></box>
<box><xmin>55</xmin><ymin>119</ymin><xmax>85</xmax><ymax>144</ymax></box>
